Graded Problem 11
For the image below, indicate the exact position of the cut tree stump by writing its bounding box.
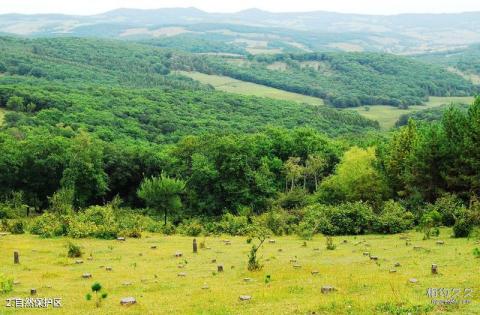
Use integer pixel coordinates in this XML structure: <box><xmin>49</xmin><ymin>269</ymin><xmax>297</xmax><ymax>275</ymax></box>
<box><xmin>321</xmin><ymin>286</ymin><xmax>335</xmax><ymax>294</ymax></box>
<box><xmin>120</xmin><ymin>297</ymin><xmax>136</xmax><ymax>306</ymax></box>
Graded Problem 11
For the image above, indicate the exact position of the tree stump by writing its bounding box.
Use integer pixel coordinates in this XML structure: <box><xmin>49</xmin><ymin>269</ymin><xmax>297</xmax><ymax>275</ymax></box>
<box><xmin>193</xmin><ymin>239</ymin><xmax>198</xmax><ymax>253</ymax></box>
<box><xmin>30</xmin><ymin>288</ymin><xmax>37</xmax><ymax>296</ymax></box>
<box><xmin>431</xmin><ymin>264</ymin><xmax>438</xmax><ymax>274</ymax></box>
<box><xmin>82</xmin><ymin>273</ymin><xmax>92</xmax><ymax>279</ymax></box>
<box><xmin>14</xmin><ymin>251</ymin><xmax>19</xmax><ymax>264</ymax></box>
<box><xmin>120</xmin><ymin>297</ymin><xmax>136</xmax><ymax>306</ymax></box>
<box><xmin>321</xmin><ymin>286</ymin><xmax>335</xmax><ymax>294</ymax></box>
<box><xmin>217</xmin><ymin>265</ymin><xmax>224</xmax><ymax>272</ymax></box>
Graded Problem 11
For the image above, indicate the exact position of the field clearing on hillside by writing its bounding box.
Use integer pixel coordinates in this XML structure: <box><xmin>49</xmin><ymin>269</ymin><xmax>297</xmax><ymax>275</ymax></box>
<box><xmin>0</xmin><ymin>108</ymin><xmax>6</xmax><ymax>126</ymax></box>
<box><xmin>1</xmin><ymin>229</ymin><xmax>479</xmax><ymax>314</ymax></box>
<box><xmin>350</xmin><ymin>96</ymin><xmax>475</xmax><ymax>129</ymax></box>
<box><xmin>180</xmin><ymin>71</ymin><xmax>325</xmax><ymax>106</ymax></box>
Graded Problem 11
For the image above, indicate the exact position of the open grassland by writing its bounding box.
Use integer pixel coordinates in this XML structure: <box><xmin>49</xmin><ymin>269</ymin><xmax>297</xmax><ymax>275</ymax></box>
<box><xmin>350</xmin><ymin>96</ymin><xmax>475</xmax><ymax>130</ymax></box>
<box><xmin>1</xmin><ymin>229</ymin><xmax>479</xmax><ymax>314</ymax></box>
<box><xmin>0</xmin><ymin>108</ymin><xmax>7</xmax><ymax>126</ymax></box>
<box><xmin>180</xmin><ymin>71</ymin><xmax>325</xmax><ymax>106</ymax></box>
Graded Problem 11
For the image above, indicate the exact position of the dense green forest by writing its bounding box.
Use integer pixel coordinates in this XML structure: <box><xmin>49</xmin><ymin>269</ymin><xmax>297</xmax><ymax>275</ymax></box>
<box><xmin>416</xmin><ymin>44</ymin><xmax>480</xmax><ymax>77</ymax></box>
<box><xmin>0</xmin><ymin>36</ymin><xmax>479</xmax><ymax>240</ymax></box>
<box><xmin>395</xmin><ymin>103</ymin><xmax>470</xmax><ymax>127</ymax></box>
<box><xmin>187</xmin><ymin>52</ymin><xmax>477</xmax><ymax>107</ymax></box>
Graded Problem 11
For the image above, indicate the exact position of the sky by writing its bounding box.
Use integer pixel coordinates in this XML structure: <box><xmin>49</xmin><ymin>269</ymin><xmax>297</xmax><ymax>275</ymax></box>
<box><xmin>1</xmin><ymin>0</ymin><xmax>480</xmax><ymax>15</ymax></box>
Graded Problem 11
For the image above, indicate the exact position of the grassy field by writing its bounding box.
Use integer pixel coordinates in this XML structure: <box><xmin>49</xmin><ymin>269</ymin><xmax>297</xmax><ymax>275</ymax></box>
<box><xmin>1</xmin><ymin>229</ymin><xmax>479</xmax><ymax>314</ymax></box>
<box><xmin>179</xmin><ymin>71</ymin><xmax>325</xmax><ymax>106</ymax></box>
<box><xmin>0</xmin><ymin>108</ymin><xmax>6</xmax><ymax>126</ymax></box>
<box><xmin>350</xmin><ymin>97</ymin><xmax>475</xmax><ymax>130</ymax></box>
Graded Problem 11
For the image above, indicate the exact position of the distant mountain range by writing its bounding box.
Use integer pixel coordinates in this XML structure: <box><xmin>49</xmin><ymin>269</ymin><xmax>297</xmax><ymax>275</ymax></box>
<box><xmin>1</xmin><ymin>8</ymin><xmax>480</xmax><ymax>54</ymax></box>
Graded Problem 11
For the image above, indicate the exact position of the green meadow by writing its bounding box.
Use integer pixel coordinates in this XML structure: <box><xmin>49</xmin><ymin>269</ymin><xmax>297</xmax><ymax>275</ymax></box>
<box><xmin>1</xmin><ymin>229</ymin><xmax>479</xmax><ymax>314</ymax></box>
<box><xmin>349</xmin><ymin>97</ymin><xmax>475</xmax><ymax>130</ymax></box>
<box><xmin>179</xmin><ymin>71</ymin><xmax>325</xmax><ymax>106</ymax></box>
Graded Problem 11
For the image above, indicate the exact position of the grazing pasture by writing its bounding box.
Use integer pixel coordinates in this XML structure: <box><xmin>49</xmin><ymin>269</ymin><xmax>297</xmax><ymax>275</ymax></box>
<box><xmin>179</xmin><ymin>71</ymin><xmax>325</xmax><ymax>106</ymax></box>
<box><xmin>1</xmin><ymin>229</ymin><xmax>479</xmax><ymax>314</ymax></box>
<box><xmin>350</xmin><ymin>96</ymin><xmax>475</xmax><ymax>129</ymax></box>
<box><xmin>0</xmin><ymin>108</ymin><xmax>5</xmax><ymax>126</ymax></box>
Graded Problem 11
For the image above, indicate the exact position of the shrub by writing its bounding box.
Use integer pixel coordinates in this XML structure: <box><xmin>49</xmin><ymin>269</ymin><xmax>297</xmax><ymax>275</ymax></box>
<box><xmin>30</xmin><ymin>212</ymin><xmax>66</xmax><ymax>238</ymax></box>
<box><xmin>0</xmin><ymin>192</ymin><xmax>28</xmax><ymax>219</ymax></box>
<box><xmin>373</xmin><ymin>200</ymin><xmax>414</xmax><ymax>234</ymax></box>
<box><xmin>325</xmin><ymin>236</ymin><xmax>336</xmax><ymax>250</ymax></box>
<box><xmin>48</xmin><ymin>188</ymin><xmax>74</xmax><ymax>215</ymax></box>
<box><xmin>0</xmin><ymin>273</ymin><xmax>13</xmax><ymax>293</ymax></box>
<box><xmin>452</xmin><ymin>216</ymin><xmax>473</xmax><ymax>238</ymax></box>
<box><xmin>473</xmin><ymin>248</ymin><xmax>480</xmax><ymax>259</ymax></box>
<box><xmin>116</xmin><ymin>213</ymin><xmax>146</xmax><ymax>238</ymax></box>
<box><xmin>275</xmin><ymin>188</ymin><xmax>311</xmax><ymax>210</ymax></box>
<box><xmin>254</xmin><ymin>209</ymin><xmax>296</xmax><ymax>236</ymax></box>
<box><xmin>427</xmin><ymin>194</ymin><xmax>465</xmax><ymax>227</ymax></box>
<box><xmin>419</xmin><ymin>210</ymin><xmax>442</xmax><ymax>239</ymax></box>
<box><xmin>160</xmin><ymin>222</ymin><xmax>176</xmax><ymax>235</ymax></box>
<box><xmin>7</xmin><ymin>220</ymin><xmax>25</xmax><ymax>234</ymax></box>
<box><xmin>217</xmin><ymin>213</ymin><xmax>249</xmax><ymax>235</ymax></box>
<box><xmin>321</xmin><ymin>202</ymin><xmax>374</xmax><ymax>235</ymax></box>
<box><xmin>178</xmin><ymin>219</ymin><xmax>203</xmax><ymax>236</ymax></box>
<box><xmin>71</xmin><ymin>206</ymin><xmax>118</xmax><ymax>239</ymax></box>
<box><xmin>67</xmin><ymin>242</ymin><xmax>82</xmax><ymax>258</ymax></box>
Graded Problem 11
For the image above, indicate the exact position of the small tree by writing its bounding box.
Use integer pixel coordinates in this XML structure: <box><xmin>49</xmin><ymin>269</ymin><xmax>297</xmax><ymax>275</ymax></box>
<box><xmin>86</xmin><ymin>282</ymin><xmax>107</xmax><ymax>308</ymax></box>
<box><xmin>137</xmin><ymin>174</ymin><xmax>186</xmax><ymax>225</ymax></box>
<box><xmin>247</xmin><ymin>225</ymin><xmax>269</xmax><ymax>271</ymax></box>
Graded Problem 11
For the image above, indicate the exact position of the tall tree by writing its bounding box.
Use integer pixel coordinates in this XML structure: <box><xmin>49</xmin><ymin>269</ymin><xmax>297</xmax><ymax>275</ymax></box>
<box><xmin>137</xmin><ymin>174</ymin><xmax>186</xmax><ymax>225</ymax></box>
<box><xmin>61</xmin><ymin>132</ymin><xmax>107</xmax><ymax>208</ymax></box>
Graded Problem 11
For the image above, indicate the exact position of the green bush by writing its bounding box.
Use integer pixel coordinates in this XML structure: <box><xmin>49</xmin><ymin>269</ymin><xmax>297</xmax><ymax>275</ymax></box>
<box><xmin>296</xmin><ymin>204</ymin><xmax>331</xmax><ymax>238</ymax></box>
<box><xmin>71</xmin><ymin>206</ymin><xmax>118</xmax><ymax>239</ymax></box>
<box><xmin>0</xmin><ymin>273</ymin><xmax>13</xmax><ymax>293</ymax></box>
<box><xmin>160</xmin><ymin>222</ymin><xmax>176</xmax><ymax>235</ymax></box>
<box><xmin>116</xmin><ymin>213</ymin><xmax>146</xmax><ymax>238</ymax></box>
<box><xmin>67</xmin><ymin>242</ymin><xmax>82</xmax><ymax>258</ymax></box>
<box><xmin>216</xmin><ymin>213</ymin><xmax>249</xmax><ymax>235</ymax></box>
<box><xmin>373</xmin><ymin>200</ymin><xmax>414</xmax><ymax>234</ymax></box>
<box><xmin>254</xmin><ymin>209</ymin><xmax>296</xmax><ymax>236</ymax></box>
<box><xmin>30</xmin><ymin>212</ymin><xmax>66</xmax><ymax>237</ymax></box>
<box><xmin>7</xmin><ymin>220</ymin><xmax>25</xmax><ymax>234</ymax></box>
<box><xmin>0</xmin><ymin>192</ymin><xmax>28</xmax><ymax>219</ymax></box>
<box><xmin>275</xmin><ymin>188</ymin><xmax>311</xmax><ymax>210</ymax></box>
<box><xmin>427</xmin><ymin>194</ymin><xmax>465</xmax><ymax>227</ymax></box>
<box><xmin>419</xmin><ymin>210</ymin><xmax>443</xmax><ymax>239</ymax></box>
<box><xmin>178</xmin><ymin>219</ymin><xmax>203</xmax><ymax>236</ymax></box>
<box><xmin>321</xmin><ymin>202</ymin><xmax>374</xmax><ymax>235</ymax></box>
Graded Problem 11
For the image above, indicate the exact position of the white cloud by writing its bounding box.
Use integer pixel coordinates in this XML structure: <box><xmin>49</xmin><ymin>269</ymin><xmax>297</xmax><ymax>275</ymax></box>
<box><xmin>0</xmin><ymin>0</ymin><xmax>479</xmax><ymax>15</ymax></box>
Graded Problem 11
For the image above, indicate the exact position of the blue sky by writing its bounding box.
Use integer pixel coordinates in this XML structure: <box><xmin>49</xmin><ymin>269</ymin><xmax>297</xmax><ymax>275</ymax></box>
<box><xmin>1</xmin><ymin>0</ymin><xmax>479</xmax><ymax>15</ymax></box>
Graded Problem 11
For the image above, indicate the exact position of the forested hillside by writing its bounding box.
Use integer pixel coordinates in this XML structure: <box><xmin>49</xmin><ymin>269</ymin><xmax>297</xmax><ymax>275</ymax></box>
<box><xmin>416</xmin><ymin>44</ymin><xmax>480</xmax><ymax>84</ymax></box>
<box><xmin>0</xmin><ymin>35</ymin><xmax>479</xmax><ymax>245</ymax></box>
<box><xmin>187</xmin><ymin>52</ymin><xmax>476</xmax><ymax>107</ymax></box>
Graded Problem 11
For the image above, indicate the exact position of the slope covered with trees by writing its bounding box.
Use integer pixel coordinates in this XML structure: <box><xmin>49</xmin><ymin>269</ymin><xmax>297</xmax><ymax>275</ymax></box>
<box><xmin>188</xmin><ymin>53</ymin><xmax>476</xmax><ymax>108</ymax></box>
<box><xmin>0</xmin><ymin>35</ymin><xmax>479</xmax><ymax>242</ymax></box>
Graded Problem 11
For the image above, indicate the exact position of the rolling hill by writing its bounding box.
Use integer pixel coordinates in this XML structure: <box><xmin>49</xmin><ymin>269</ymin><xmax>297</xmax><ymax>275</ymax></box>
<box><xmin>1</xmin><ymin>8</ymin><xmax>480</xmax><ymax>54</ymax></box>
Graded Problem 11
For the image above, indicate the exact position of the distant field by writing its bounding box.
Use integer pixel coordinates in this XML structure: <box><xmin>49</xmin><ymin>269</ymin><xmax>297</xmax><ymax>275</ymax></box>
<box><xmin>179</xmin><ymin>71</ymin><xmax>325</xmax><ymax>106</ymax></box>
<box><xmin>1</xmin><ymin>229</ymin><xmax>478</xmax><ymax>314</ymax></box>
<box><xmin>350</xmin><ymin>96</ymin><xmax>475</xmax><ymax>130</ymax></box>
<box><xmin>0</xmin><ymin>108</ymin><xmax>6</xmax><ymax>126</ymax></box>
